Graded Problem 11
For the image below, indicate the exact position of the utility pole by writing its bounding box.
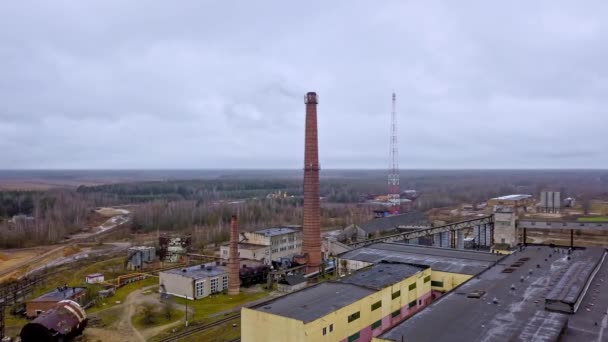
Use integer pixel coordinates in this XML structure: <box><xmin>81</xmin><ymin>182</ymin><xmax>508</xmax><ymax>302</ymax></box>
<box><xmin>185</xmin><ymin>295</ymin><xmax>188</xmax><ymax>327</ymax></box>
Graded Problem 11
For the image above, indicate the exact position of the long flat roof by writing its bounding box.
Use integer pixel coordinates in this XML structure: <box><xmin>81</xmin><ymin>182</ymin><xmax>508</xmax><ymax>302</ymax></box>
<box><xmin>161</xmin><ymin>264</ymin><xmax>226</xmax><ymax>279</ymax></box>
<box><xmin>253</xmin><ymin>262</ymin><xmax>426</xmax><ymax>323</ymax></box>
<box><xmin>378</xmin><ymin>246</ymin><xmax>607</xmax><ymax>342</ymax></box>
<box><xmin>492</xmin><ymin>194</ymin><xmax>532</xmax><ymax>201</ymax></box>
<box><xmin>254</xmin><ymin>227</ymin><xmax>299</xmax><ymax>236</ymax></box>
<box><xmin>338</xmin><ymin>243</ymin><xmax>502</xmax><ymax>275</ymax></box>
<box><xmin>30</xmin><ymin>287</ymin><xmax>86</xmax><ymax>302</ymax></box>
<box><xmin>340</xmin><ymin>262</ymin><xmax>427</xmax><ymax>290</ymax></box>
<box><xmin>253</xmin><ymin>282</ymin><xmax>374</xmax><ymax>323</ymax></box>
<box><xmin>560</xmin><ymin>253</ymin><xmax>608</xmax><ymax>341</ymax></box>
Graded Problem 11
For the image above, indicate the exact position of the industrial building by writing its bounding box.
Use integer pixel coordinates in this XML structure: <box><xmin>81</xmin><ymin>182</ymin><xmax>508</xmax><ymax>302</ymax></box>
<box><xmin>20</xmin><ymin>299</ymin><xmax>87</xmax><ymax>342</ymax></box>
<box><xmin>26</xmin><ymin>287</ymin><xmax>87</xmax><ymax>318</ymax></box>
<box><xmin>159</xmin><ymin>236</ymin><xmax>191</xmax><ymax>262</ymax></box>
<box><xmin>126</xmin><ymin>246</ymin><xmax>156</xmax><ymax>270</ymax></box>
<box><xmin>337</xmin><ymin>243</ymin><xmax>502</xmax><ymax>294</ymax></box>
<box><xmin>373</xmin><ymin>246</ymin><xmax>608</xmax><ymax>342</ymax></box>
<box><xmin>341</xmin><ymin>212</ymin><xmax>428</xmax><ymax>242</ymax></box>
<box><xmin>486</xmin><ymin>194</ymin><xmax>534</xmax><ymax>213</ymax></box>
<box><xmin>219</xmin><ymin>227</ymin><xmax>303</xmax><ymax>265</ymax></box>
<box><xmin>242</xmin><ymin>261</ymin><xmax>432</xmax><ymax>342</ymax></box>
<box><xmin>159</xmin><ymin>263</ymin><xmax>228</xmax><ymax>300</ymax></box>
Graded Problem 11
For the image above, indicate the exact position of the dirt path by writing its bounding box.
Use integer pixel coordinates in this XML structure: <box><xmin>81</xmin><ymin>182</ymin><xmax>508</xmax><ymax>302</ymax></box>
<box><xmin>113</xmin><ymin>287</ymin><xmax>149</xmax><ymax>342</ymax></box>
<box><xmin>86</xmin><ymin>285</ymin><xmax>188</xmax><ymax>342</ymax></box>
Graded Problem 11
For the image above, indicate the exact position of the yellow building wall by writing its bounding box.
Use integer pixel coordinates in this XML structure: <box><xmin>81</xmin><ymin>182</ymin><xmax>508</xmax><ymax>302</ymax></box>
<box><xmin>242</xmin><ymin>307</ymin><xmax>306</xmax><ymax>342</ymax></box>
<box><xmin>302</xmin><ymin>268</ymin><xmax>433</xmax><ymax>342</ymax></box>
<box><xmin>242</xmin><ymin>268</ymin><xmax>433</xmax><ymax>342</ymax></box>
<box><xmin>430</xmin><ymin>270</ymin><xmax>472</xmax><ymax>292</ymax></box>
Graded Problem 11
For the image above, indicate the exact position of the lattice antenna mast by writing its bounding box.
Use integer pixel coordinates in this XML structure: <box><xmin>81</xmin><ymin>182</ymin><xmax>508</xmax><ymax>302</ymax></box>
<box><xmin>388</xmin><ymin>92</ymin><xmax>400</xmax><ymax>205</ymax></box>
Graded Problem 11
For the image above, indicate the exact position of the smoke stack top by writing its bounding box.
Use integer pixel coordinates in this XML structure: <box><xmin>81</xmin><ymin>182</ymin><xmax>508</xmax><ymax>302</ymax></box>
<box><xmin>303</xmin><ymin>91</ymin><xmax>322</xmax><ymax>274</ymax></box>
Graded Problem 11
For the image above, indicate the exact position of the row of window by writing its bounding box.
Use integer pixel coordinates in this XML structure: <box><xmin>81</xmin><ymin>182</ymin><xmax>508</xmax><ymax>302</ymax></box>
<box><xmin>195</xmin><ymin>275</ymin><xmax>229</xmax><ymax>297</ymax></box>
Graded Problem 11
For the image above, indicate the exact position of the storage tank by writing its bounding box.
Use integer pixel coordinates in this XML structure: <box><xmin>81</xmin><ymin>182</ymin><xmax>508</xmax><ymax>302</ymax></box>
<box><xmin>20</xmin><ymin>300</ymin><xmax>87</xmax><ymax>342</ymax></box>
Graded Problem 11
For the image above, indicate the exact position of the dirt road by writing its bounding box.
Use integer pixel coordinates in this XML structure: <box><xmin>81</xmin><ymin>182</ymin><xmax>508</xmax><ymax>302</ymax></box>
<box><xmin>86</xmin><ymin>285</ymin><xmax>188</xmax><ymax>342</ymax></box>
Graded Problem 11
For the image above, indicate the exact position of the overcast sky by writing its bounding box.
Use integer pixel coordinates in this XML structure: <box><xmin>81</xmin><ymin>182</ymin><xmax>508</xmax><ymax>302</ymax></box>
<box><xmin>1</xmin><ymin>1</ymin><xmax>607</xmax><ymax>169</ymax></box>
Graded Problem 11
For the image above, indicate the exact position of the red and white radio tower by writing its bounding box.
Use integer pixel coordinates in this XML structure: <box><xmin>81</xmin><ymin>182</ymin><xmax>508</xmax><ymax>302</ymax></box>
<box><xmin>388</xmin><ymin>92</ymin><xmax>400</xmax><ymax>214</ymax></box>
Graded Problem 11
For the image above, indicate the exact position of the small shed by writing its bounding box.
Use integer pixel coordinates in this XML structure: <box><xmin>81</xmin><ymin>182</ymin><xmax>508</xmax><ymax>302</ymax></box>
<box><xmin>277</xmin><ymin>275</ymin><xmax>308</xmax><ymax>293</ymax></box>
<box><xmin>26</xmin><ymin>287</ymin><xmax>87</xmax><ymax>318</ymax></box>
<box><xmin>85</xmin><ymin>273</ymin><xmax>104</xmax><ymax>284</ymax></box>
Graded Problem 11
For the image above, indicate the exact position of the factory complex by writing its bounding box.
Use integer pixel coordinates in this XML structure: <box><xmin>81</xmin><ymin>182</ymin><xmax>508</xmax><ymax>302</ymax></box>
<box><xmin>242</xmin><ymin>262</ymin><xmax>433</xmax><ymax>342</ymax></box>
<box><xmin>242</xmin><ymin>243</ymin><xmax>504</xmax><ymax>342</ymax></box>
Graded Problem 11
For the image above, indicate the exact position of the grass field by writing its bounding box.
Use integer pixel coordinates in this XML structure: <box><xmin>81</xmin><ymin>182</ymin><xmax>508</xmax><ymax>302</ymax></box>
<box><xmin>578</xmin><ymin>216</ymin><xmax>608</xmax><ymax>222</ymax></box>
<box><xmin>173</xmin><ymin>290</ymin><xmax>270</xmax><ymax>322</ymax></box>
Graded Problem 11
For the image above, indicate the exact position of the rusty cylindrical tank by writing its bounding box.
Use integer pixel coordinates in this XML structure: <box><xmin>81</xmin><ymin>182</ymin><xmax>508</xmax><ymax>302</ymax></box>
<box><xmin>20</xmin><ymin>299</ymin><xmax>87</xmax><ymax>342</ymax></box>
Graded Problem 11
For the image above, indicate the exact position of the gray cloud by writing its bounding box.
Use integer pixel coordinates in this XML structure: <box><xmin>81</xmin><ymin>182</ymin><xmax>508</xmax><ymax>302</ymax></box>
<box><xmin>0</xmin><ymin>1</ymin><xmax>607</xmax><ymax>169</ymax></box>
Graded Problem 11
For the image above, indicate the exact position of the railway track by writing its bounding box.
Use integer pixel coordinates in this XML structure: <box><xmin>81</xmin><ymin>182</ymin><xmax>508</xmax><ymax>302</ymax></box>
<box><xmin>159</xmin><ymin>314</ymin><xmax>240</xmax><ymax>342</ymax></box>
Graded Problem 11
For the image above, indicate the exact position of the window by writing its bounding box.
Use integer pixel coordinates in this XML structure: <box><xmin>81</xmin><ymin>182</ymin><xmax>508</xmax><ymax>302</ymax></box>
<box><xmin>348</xmin><ymin>332</ymin><xmax>360</xmax><ymax>342</ymax></box>
<box><xmin>392</xmin><ymin>290</ymin><xmax>401</xmax><ymax>299</ymax></box>
<box><xmin>431</xmin><ymin>280</ymin><xmax>444</xmax><ymax>287</ymax></box>
<box><xmin>210</xmin><ymin>278</ymin><xmax>219</xmax><ymax>293</ymax></box>
<box><xmin>222</xmin><ymin>275</ymin><xmax>228</xmax><ymax>289</ymax></box>
<box><xmin>195</xmin><ymin>280</ymin><xmax>205</xmax><ymax>297</ymax></box>
<box><xmin>329</xmin><ymin>324</ymin><xmax>333</xmax><ymax>332</ymax></box>
<box><xmin>408</xmin><ymin>300</ymin><xmax>417</xmax><ymax>308</ymax></box>
<box><xmin>371</xmin><ymin>300</ymin><xmax>382</xmax><ymax>311</ymax></box>
<box><xmin>424</xmin><ymin>275</ymin><xmax>431</xmax><ymax>283</ymax></box>
<box><xmin>323</xmin><ymin>327</ymin><xmax>327</xmax><ymax>335</ymax></box>
<box><xmin>371</xmin><ymin>320</ymin><xmax>382</xmax><ymax>330</ymax></box>
<box><xmin>347</xmin><ymin>311</ymin><xmax>360</xmax><ymax>323</ymax></box>
<box><xmin>409</xmin><ymin>283</ymin><xmax>416</xmax><ymax>291</ymax></box>
<box><xmin>391</xmin><ymin>309</ymin><xmax>400</xmax><ymax>318</ymax></box>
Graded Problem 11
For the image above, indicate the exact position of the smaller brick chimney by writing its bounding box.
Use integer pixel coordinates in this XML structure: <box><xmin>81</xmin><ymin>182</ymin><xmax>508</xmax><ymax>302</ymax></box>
<box><xmin>228</xmin><ymin>215</ymin><xmax>240</xmax><ymax>295</ymax></box>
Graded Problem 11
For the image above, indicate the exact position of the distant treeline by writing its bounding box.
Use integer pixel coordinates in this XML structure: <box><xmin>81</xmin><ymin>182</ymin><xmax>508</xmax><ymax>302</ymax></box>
<box><xmin>0</xmin><ymin>190</ymin><xmax>91</xmax><ymax>248</ymax></box>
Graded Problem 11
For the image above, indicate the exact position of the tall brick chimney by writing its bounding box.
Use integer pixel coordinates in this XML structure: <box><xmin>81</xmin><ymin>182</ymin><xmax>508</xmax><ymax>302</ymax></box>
<box><xmin>228</xmin><ymin>215</ymin><xmax>240</xmax><ymax>295</ymax></box>
<box><xmin>303</xmin><ymin>92</ymin><xmax>322</xmax><ymax>274</ymax></box>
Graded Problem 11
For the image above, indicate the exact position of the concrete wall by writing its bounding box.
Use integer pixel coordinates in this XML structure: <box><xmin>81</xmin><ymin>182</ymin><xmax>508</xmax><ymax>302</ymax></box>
<box><xmin>220</xmin><ymin>245</ymin><xmax>268</xmax><ymax>263</ymax></box>
<box><xmin>242</xmin><ymin>268</ymin><xmax>433</xmax><ymax>342</ymax></box>
<box><xmin>494</xmin><ymin>212</ymin><xmax>517</xmax><ymax>246</ymax></box>
<box><xmin>430</xmin><ymin>270</ymin><xmax>472</xmax><ymax>293</ymax></box>
<box><xmin>242</xmin><ymin>308</ymin><xmax>306</xmax><ymax>342</ymax></box>
<box><xmin>159</xmin><ymin>271</ymin><xmax>195</xmax><ymax>299</ymax></box>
